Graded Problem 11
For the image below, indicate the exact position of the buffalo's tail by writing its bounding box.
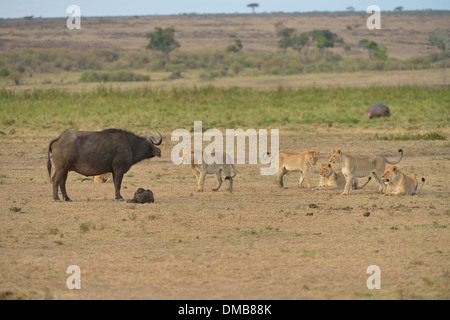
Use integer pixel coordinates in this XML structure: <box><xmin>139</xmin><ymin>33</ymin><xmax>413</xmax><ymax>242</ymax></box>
<box><xmin>47</xmin><ymin>138</ymin><xmax>58</xmax><ymax>181</ymax></box>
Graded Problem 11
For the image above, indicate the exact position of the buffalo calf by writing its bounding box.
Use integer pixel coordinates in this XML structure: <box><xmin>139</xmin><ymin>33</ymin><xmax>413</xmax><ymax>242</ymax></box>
<box><xmin>127</xmin><ymin>188</ymin><xmax>154</xmax><ymax>204</ymax></box>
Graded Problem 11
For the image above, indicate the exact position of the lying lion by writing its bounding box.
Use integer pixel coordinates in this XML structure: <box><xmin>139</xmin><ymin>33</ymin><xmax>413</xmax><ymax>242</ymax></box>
<box><xmin>315</xmin><ymin>162</ymin><xmax>371</xmax><ymax>191</ymax></box>
<box><xmin>379</xmin><ymin>165</ymin><xmax>425</xmax><ymax>196</ymax></box>
<box><xmin>186</xmin><ymin>148</ymin><xmax>237</xmax><ymax>192</ymax></box>
<box><xmin>94</xmin><ymin>173</ymin><xmax>112</xmax><ymax>183</ymax></box>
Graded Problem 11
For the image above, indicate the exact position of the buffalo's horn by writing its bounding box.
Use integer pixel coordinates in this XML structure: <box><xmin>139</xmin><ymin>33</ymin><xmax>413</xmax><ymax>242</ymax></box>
<box><xmin>142</xmin><ymin>131</ymin><xmax>163</xmax><ymax>146</ymax></box>
<box><xmin>153</xmin><ymin>131</ymin><xmax>163</xmax><ymax>145</ymax></box>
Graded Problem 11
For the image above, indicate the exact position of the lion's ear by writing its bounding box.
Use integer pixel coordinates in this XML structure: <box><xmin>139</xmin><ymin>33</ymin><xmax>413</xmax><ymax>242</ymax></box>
<box><xmin>327</xmin><ymin>163</ymin><xmax>332</xmax><ymax>168</ymax></box>
<box><xmin>392</xmin><ymin>165</ymin><xmax>397</xmax><ymax>172</ymax></box>
<box><xmin>337</xmin><ymin>148</ymin><xmax>342</xmax><ymax>154</ymax></box>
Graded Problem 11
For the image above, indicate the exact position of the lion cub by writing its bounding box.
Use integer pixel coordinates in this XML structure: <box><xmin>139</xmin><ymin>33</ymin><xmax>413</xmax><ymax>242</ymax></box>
<box><xmin>276</xmin><ymin>151</ymin><xmax>319</xmax><ymax>188</ymax></box>
<box><xmin>380</xmin><ymin>165</ymin><xmax>425</xmax><ymax>196</ymax></box>
<box><xmin>315</xmin><ymin>162</ymin><xmax>371</xmax><ymax>190</ymax></box>
<box><xmin>187</xmin><ymin>148</ymin><xmax>237</xmax><ymax>192</ymax></box>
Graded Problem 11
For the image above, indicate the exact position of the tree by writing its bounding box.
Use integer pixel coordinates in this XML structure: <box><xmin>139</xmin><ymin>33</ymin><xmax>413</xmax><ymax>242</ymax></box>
<box><xmin>346</xmin><ymin>6</ymin><xmax>355</xmax><ymax>12</ymax></box>
<box><xmin>247</xmin><ymin>3</ymin><xmax>259</xmax><ymax>15</ymax></box>
<box><xmin>146</xmin><ymin>27</ymin><xmax>180</xmax><ymax>65</ymax></box>
<box><xmin>226</xmin><ymin>34</ymin><xmax>243</xmax><ymax>63</ymax></box>
<box><xmin>428</xmin><ymin>30</ymin><xmax>450</xmax><ymax>83</ymax></box>
<box><xmin>275</xmin><ymin>22</ymin><xmax>296</xmax><ymax>69</ymax></box>
<box><xmin>344</xmin><ymin>45</ymin><xmax>351</xmax><ymax>57</ymax></box>
<box><xmin>292</xmin><ymin>32</ymin><xmax>310</xmax><ymax>63</ymax></box>
<box><xmin>394</xmin><ymin>6</ymin><xmax>404</xmax><ymax>12</ymax></box>
<box><xmin>311</xmin><ymin>29</ymin><xmax>338</xmax><ymax>60</ymax></box>
<box><xmin>359</xmin><ymin>39</ymin><xmax>387</xmax><ymax>60</ymax></box>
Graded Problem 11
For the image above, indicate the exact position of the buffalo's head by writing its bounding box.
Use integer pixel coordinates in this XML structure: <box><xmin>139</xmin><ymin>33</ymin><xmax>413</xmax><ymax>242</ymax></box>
<box><xmin>141</xmin><ymin>131</ymin><xmax>163</xmax><ymax>158</ymax></box>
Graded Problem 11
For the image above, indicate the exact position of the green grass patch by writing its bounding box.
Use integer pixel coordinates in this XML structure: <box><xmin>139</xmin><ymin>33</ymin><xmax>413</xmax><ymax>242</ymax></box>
<box><xmin>79</xmin><ymin>222</ymin><xmax>95</xmax><ymax>234</ymax></box>
<box><xmin>0</xmin><ymin>85</ymin><xmax>448</xmax><ymax>132</ymax></box>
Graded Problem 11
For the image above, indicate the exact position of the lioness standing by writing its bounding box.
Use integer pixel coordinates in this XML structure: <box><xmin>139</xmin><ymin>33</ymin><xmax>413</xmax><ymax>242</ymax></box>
<box><xmin>380</xmin><ymin>165</ymin><xmax>425</xmax><ymax>196</ymax></box>
<box><xmin>187</xmin><ymin>149</ymin><xmax>237</xmax><ymax>192</ymax></box>
<box><xmin>329</xmin><ymin>148</ymin><xmax>403</xmax><ymax>195</ymax></box>
<box><xmin>276</xmin><ymin>151</ymin><xmax>319</xmax><ymax>188</ymax></box>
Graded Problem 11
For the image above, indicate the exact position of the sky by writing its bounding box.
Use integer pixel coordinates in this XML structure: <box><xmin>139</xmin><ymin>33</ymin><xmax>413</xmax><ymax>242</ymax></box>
<box><xmin>0</xmin><ymin>0</ymin><xmax>449</xmax><ymax>18</ymax></box>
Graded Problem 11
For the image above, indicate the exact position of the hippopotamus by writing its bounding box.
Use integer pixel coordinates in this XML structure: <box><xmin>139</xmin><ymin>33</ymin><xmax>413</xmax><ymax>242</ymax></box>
<box><xmin>367</xmin><ymin>103</ymin><xmax>391</xmax><ymax>119</ymax></box>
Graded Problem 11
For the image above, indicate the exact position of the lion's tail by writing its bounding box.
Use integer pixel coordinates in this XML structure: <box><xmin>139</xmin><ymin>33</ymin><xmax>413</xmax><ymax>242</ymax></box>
<box><xmin>386</xmin><ymin>149</ymin><xmax>403</xmax><ymax>165</ymax></box>
<box><xmin>416</xmin><ymin>177</ymin><xmax>425</xmax><ymax>195</ymax></box>
<box><xmin>355</xmin><ymin>177</ymin><xmax>372</xmax><ymax>190</ymax></box>
<box><xmin>225</xmin><ymin>164</ymin><xmax>237</xmax><ymax>180</ymax></box>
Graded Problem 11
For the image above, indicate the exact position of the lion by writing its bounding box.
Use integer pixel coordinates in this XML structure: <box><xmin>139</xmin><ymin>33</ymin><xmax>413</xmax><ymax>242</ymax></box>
<box><xmin>94</xmin><ymin>173</ymin><xmax>112</xmax><ymax>183</ymax></box>
<box><xmin>187</xmin><ymin>148</ymin><xmax>237</xmax><ymax>192</ymax></box>
<box><xmin>276</xmin><ymin>151</ymin><xmax>320</xmax><ymax>188</ymax></box>
<box><xmin>380</xmin><ymin>165</ymin><xmax>425</xmax><ymax>196</ymax></box>
<box><xmin>329</xmin><ymin>148</ymin><xmax>403</xmax><ymax>195</ymax></box>
<box><xmin>315</xmin><ymin>162</ymin><xmax>372</xmax><ymax>190</ymax></box>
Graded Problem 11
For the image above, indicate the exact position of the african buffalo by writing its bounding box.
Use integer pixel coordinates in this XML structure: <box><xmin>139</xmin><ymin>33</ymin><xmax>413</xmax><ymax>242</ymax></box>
<box><xmin>47</xmin><ymin>129</ymin><xmax>162</xmax><ymax>202</ymax></box>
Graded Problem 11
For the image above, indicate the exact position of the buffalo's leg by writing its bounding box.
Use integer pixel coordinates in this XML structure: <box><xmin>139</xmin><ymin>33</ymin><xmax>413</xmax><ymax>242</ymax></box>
<box><xmin>52</xmin><ymin>176</ymin><xmax>61</xmax><ymax>201</ymax></box>
<box><xmin>112</xmin><ymin>171</ymin><xmax>125</xmax><ymax>201</ymax></box>
<box><xmin>52</xmin><ymin>168</ymin><xmax>66</xmax><ymax>201</ymax></box>
<box><xmin>60</xmin><ymin>171</ymin><xmax>72</xmax><ymax>202</ymax></box>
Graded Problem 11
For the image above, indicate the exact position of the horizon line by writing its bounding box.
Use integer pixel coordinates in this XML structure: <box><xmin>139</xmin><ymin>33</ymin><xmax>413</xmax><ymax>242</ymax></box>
<box><xmin>2</xmin><ymin>9</ymin><xmax>450</xmax><ymax>20</ymax></box>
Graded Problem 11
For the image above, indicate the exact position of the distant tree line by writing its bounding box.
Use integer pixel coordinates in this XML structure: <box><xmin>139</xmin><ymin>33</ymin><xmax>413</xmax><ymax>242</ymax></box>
<box><xmin>0</xmin><ymin>23</ymin><xmax>447</xmax><ymax>85</ymax></box>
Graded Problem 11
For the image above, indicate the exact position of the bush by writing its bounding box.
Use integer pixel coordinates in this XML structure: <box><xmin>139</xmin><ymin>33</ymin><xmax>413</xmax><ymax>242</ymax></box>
<box><xmin>261</xmin><ymin>57</ymin><xmax>282</xmax><ymax>74</ymax></box>
<box><xmin>230</xmin><ymin>62</ymin><xmax>244</xmax><ymax>75</ymax></box>
<box><xmin>10</xmin><ymin>72</ymin><xmax>22</xmax><ymax>85</ymax></box>
<box><xmin>0</xmin><ymin>67</ymin><xmax>10</xmax><ymax>77</ymax></box>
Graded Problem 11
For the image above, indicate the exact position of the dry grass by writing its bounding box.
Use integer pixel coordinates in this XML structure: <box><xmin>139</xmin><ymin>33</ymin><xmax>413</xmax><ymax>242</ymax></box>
<box><xmin>0</xmin><ymin>128</ymin><xmax>449</xmax><ymax>299</ymax></box>
<box><xmin>0</xmin><ymin>12</ymin><xmax>448</xmax><ymax>300</ymax></box>
<box><xmin>0</xmin><ymin>69</ymin><xmax>447</xmax><ymax>92</ymax></box>
<box><xmin>1</xmin><ymin>12</ymin><xmax>449</xmax><ymax>58</ymax></box>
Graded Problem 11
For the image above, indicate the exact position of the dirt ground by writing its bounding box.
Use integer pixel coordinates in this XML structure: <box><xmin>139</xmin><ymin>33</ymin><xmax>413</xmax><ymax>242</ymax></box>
<box><xmin>0</xmin><ymin>128</ymin><xmax>449</xmax><ymax>300</ymax></box>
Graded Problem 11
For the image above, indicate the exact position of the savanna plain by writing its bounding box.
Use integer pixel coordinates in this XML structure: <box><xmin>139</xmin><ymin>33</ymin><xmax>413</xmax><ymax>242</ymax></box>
<box><xmin>0</xmin><ymin>12</ymin><xmax>449</xmax><ymax>300</ymax></box>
